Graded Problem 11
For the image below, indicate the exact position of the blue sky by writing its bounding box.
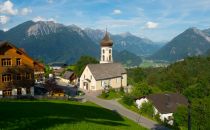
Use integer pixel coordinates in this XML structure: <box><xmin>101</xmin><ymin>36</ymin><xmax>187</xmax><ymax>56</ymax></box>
<box><xmin>0</xmin><ymin>0</ymin><xmax>210</xmax><ymax>42</ymax></box>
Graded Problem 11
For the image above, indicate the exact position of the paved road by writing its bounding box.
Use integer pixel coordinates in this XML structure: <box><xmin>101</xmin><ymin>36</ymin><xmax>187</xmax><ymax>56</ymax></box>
<box><xmin>84</xmin><ymin>91</ymin><xmax>169</xmax><ymax>130</ymax></box>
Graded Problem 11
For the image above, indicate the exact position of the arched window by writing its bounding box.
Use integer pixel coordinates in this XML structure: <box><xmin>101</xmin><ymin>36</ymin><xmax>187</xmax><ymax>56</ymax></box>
<box><xmin>103</xmin><ymin>55</ymin><xmax>105</xmax><ymax>61</ymax></box>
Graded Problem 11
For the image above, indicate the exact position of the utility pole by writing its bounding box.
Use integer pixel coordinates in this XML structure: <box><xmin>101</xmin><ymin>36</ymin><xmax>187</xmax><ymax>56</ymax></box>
<box><xmin>188</xmin><ymin>99</ymin><xmax>191</xmax><ymax>130</ymax></box>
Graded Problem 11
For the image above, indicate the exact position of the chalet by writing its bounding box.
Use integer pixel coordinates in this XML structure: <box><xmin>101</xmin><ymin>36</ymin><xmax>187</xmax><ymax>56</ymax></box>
<box><xmin>53</xmin><ymin>68</ymin><xmax>65</xmax><ymax>77</ymax></box>
<box><xmin>135</xmin><ymin>93</ymin><xmax>188</xmax><ymax>125</ymax></box>
<box><xmin>0</xmin><ymin>41</ymin><xmax>45</xmax><ymax>97</ymax></box>
<box><xmin>80</xmin><ymin>31</ymin><xmax>127</xmax><ymax>91</ymax></box>
<box><xmin>62</xmin><ymin>71</ymin><xmax>77</xmax><ymax>85</ymax></box>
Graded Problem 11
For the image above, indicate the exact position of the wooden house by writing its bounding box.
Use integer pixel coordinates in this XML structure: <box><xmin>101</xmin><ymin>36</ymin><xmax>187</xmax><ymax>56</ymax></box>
<box><xmin>0</xmin><ymin>41</ymin><xmax>45</xmax><ymax>97</ymax></box>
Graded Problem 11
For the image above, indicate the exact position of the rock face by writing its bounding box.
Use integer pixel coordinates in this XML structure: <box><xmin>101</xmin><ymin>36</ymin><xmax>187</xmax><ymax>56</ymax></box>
<box><xmin>151</xmin><ymin>27</ymin><xmax>210</xmax><ymax>62</ymax></box>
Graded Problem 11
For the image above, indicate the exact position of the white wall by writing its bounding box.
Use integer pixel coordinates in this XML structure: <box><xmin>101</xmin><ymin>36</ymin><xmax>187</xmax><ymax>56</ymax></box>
<box><xmin>135</xmin><ymin>98</ymin><xmax>149</xmax><ymax>109</ymax></box>
<box><xmin>0</xmin><ymin>90</ymin><xmax>2</xmax><ymax>95</ymax></box>
<box><xmin>100</xmin><ymin>47</ymin><xmax>113</xmax><ymax>63</ymax></box>
<box><xmin>21</xmin><ymin>88</ymin><xmax>26</xmax><ymax>95</ymax></box>
<box><xmin>12</xmin><ymin>89</ymin><xmax>17</xmax><ymax>96</ymax></box>
<box><xmin>80</xmin><ymin>66</ymin><xmax>96</xmax><ymax>90</ymax></box>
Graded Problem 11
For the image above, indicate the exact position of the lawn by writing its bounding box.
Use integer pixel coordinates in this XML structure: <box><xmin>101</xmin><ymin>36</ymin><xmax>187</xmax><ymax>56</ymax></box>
<box><xmin>0</xmin><ymin>100</ymin><xmax>146</xmax><ymax>130</ymax></box>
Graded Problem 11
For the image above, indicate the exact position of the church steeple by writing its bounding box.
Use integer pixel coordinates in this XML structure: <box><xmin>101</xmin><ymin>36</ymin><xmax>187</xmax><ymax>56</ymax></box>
<box><xmin>100</xmin><ymin>29</ymin><xmax>113</xmax><ymax>64</ymax></box>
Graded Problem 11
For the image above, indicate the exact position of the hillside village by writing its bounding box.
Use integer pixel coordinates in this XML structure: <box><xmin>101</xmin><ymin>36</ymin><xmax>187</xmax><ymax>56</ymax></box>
<box><xmin>0</xmin><ymin>30</ymin><xmax>197</xmax><ymax>130</ymax></box>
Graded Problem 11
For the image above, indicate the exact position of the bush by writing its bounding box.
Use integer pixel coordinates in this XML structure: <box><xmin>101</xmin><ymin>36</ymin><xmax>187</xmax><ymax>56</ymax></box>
<box><xmin>100</xmin><ymin>91</ymin><xmax>109</xmax><ymax>98</ymax></box>
<box><xmin>140</xmin><ymin>102</ymin><xmax>154</xmax><ymax>118</ymax></box>
<box><xmin>122</xmin><ymin>94</ymin><xmax>134</xmax><ymax>106</ymax></box>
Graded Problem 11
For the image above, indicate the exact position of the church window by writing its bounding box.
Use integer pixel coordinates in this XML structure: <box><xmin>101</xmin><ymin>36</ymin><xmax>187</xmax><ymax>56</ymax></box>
<box><xmin>109</xmin><ymin>55</ymin><xmax>111</xmax><ymax>61</ymax></box>
<box><xmin>103</xmin><ymin>55</ymin><xmax>105</xmax><ymax>61</ymax></box>
<box><xmin>109</xmin><ymin>49</ymin><xmax>111</xmax><ymax>53</ymax></box>
<box><xmin>103</xmin><ymin>49</ymin><xmax>105</xmax><ymax>53</ymax></box>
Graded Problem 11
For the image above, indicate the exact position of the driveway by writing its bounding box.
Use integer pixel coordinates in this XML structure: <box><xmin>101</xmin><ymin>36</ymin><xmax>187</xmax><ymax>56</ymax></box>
<box><xmin>84</xmin><ymin>91</ymin><xmax>169</xmax><ymax>130</ymax></box>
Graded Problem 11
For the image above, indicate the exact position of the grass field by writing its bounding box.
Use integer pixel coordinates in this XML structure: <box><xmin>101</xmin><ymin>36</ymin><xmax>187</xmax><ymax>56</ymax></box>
<box><xmin>0</xmin><ymin>100</ymin><xmax>146</xmax><ymax>130</ymax></box>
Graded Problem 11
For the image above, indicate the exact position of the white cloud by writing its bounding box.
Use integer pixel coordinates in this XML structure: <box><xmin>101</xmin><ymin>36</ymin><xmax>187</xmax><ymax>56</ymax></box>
<box><xmin>33</xmin><ymin>16</ymin><xmax>56</xmax><ymax>22</ymax></box>
<box><xmin>146</xmin><ymin>21</ymin><xmax>158</xmax><ymax>29</ymax></box>
<box><xmin>20</xmin><ymin>8</ymin><xmax>32</xmax><ymax>15</ymax></box>
<box><xmin>112</xmin><ymin>9</ymin><xmax>122</xmax><ymax>15</ymax></box>
<box><xmin>0</xmin><ymin>0</ymin><xmax>18</xmax><ymax>15</ymax></box>
<box><xmin>0</xmin><ymin>15</ymin><xmax>9</xmax><ymax>24</ymax></box>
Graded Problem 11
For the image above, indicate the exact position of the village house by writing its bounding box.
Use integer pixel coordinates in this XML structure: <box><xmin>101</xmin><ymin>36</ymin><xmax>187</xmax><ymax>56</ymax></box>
<box><xmin>62</xmin><ymin>71</ymin><xmax>77</xmax><ymax>85</ymax></box>
<box><xmin>80</xmin><ymin>31</ymin><xmax>127</xmax><ymax>91</ymax></box>
<box><xmin>0</xmin><ymin>41</ymin><xmax>45</xmax><ymax>97</ymax></box>
<box><xmin>135</xmin><ymin>93</ymin><xmax>188</xmax><ymax>125</ymax></box>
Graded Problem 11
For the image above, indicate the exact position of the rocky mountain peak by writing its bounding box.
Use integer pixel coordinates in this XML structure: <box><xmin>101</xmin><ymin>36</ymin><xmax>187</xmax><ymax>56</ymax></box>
<box><xmin>27</xmin><ymin>21</ymin><xmax>64</xmax><ymax>37</ymax></box>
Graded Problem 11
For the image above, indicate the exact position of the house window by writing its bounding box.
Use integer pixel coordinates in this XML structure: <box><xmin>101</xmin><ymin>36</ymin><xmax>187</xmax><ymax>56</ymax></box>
<box><xmin>1</xmin><ymin>58</ymin><xmax>12</xmax><ymax>66</ymax></box>
<box><xmin>3</xmin><ymin>90</ymin><xmax>12</xmax><ymax>96</ymax></box>
<box><xmin>26</xmin><ymin>88</ymin><xmax>31</xmax><ymax>94</ymax></box>
<box><xmin>2</xmin><ymin>74</ymin><xmax>12</xmax><ymax>82</ymax></box>
<box><xmin>16</xmin><ymin>74</ymin><xmax>21</xmax><ymax>80</ymax></box>
<box><xmin>109</xmin><ymin>49</ymin><xmax>111</xmax><ymax>53</ymax></box>
<box><xmin>103</xmin><ymin>49</ymin><xmax>105</xmax><ymax>53</ymax></box>
<box><xmin>26</xmin><ymin>74</ymin><xmax>30</xmax><ymax>79</ymax></box>
<box><xmin>16</xmin><ymin>58</ymin><xmax>21</xmax><ymax>66</ymax></box>
<box><xmin>17</xmin><ymin>88</ymin><xmax>22</xmax><ymax>95</ymax></box>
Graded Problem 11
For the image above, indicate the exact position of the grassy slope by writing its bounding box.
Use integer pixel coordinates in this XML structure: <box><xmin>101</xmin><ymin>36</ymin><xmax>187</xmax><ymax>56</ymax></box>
<box><xmin>0</xmin><ymin>100</ymin><xmax>146</xmax><ymax>130</ymax></box>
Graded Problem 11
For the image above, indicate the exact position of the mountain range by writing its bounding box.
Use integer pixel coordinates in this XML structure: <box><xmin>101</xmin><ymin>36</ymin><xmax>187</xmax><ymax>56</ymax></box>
<box><xmin>151</xmin><ymin>27</ymin><xmax>210</xmax><ymax>62</ymax></box>
<box><xmin>1</xmin><ymin>20</ymin><xmax>209</xmax><ymax>65</ymax></box>
<box><xmin>0</xmin><ymin>20</ymin><xmax>150</xmax><ymax>66</ymax></box>
<box><xmin>84</xmin><ymin>28</ymin><xmax>163</xmax><ymax>56</ymax></box>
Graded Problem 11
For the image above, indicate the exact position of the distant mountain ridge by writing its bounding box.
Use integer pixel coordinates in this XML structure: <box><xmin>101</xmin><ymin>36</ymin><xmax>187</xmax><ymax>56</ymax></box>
<box><xmin>0</xmin><ymin>20</ymin><xmax>144</xmax><ymax>66</ymax></box>
<box><xmin>84</xmin><ymin>28</ymin><xmax>163</xmax><ymax>56</ymax></box>
<box><xmin>151</xmin><ymin>27</ymin><xmax>210</xmax><ymax>62</ymax></box>
<box><xmin>0</xmin><ymin>21</ymin><xmax>99</xmax><ymax>64</ymax></box>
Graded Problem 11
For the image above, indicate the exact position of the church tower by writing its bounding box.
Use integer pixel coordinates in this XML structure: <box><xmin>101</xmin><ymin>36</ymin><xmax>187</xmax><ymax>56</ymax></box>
<box><xmin>100</xmin><ymin>30</ymin><xmax>113</xmax><ymax>64</ymax></box>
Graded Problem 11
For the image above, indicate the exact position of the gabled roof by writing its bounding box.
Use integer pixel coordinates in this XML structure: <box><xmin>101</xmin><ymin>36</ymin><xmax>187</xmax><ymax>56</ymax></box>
<box><xmin>0</xmin><ymin>41</ymin><xmax>44</xmax><ymax>66</ymax></box>
<box><xmin>87</xmin><ymin>63</ymin><xmax>126</xmax><ymax>80</ymax></box>
<box><xmin>145</xmin><ymin>93</ymin><xmax>188</xmax><ymax>114</ymax></box>
<box><xmin>63</xmin><ymin>71</ymin><xmax>74</xmax><ymax>79</ymax></box>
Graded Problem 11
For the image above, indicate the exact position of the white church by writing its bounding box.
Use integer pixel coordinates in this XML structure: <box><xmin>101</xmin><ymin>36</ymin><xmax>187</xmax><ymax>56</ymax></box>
<box><xmin>79</xmin><ymin>31</ymin><xmax>127</xmax><ymax>91</ymax></box>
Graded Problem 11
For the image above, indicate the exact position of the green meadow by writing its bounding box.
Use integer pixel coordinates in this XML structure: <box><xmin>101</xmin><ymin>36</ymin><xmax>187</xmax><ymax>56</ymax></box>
<box><xmin>0</xmin><ymin>100</ymin><xmax>146</xmax><ymax>130</ymax></box>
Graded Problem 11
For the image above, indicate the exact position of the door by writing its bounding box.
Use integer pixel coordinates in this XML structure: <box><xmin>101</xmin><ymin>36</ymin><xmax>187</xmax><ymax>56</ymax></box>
<box><xmin>85</xmin><ymin>83</ymin><xmax>88</xmax><ymax>90</ymax></box>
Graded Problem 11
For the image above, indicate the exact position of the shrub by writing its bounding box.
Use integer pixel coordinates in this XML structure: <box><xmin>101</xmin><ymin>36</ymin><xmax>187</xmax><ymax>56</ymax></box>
<box><xmin>140</xmin><ymin>102</ymin><xmax>154</xmax><ymax>118</ymax></box>
<box><xmin>122</xmin><ymin>94</ymin><xmax>134</xmax><ymax>106</ymax></box>
<box><xmin>100</xmin><ymin>90</ymin><xmax>109</xmax><ymax>98</ymax></box>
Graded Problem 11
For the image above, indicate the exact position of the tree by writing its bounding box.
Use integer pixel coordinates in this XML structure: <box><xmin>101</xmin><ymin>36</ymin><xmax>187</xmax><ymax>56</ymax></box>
<box><xmin>74</xmin><ymin>56</ymin><xmax>98</xmax><ymax>76</ymax></box>
<box><xmin>173</xmin><ymin>105</ymin><xmax>188</xmax><ymax>128</ymax></box>
<box><xmin>44</xmin><ymin>79</ymin><xmax>57</xmax><ymax>95</ymax></box>
<box><xmin>131</xmin><ymin>82</ymin><xmax>152</xmax><ymax>98</ymax></box>
<box><xmin>140</xmin><ymin>102</ymin><xmax>154</xmax><ymax>118</ymax></box>
<box><xmin>44</xmin><ymin>65</ymin><xmax>53</xmax><ymax>77</ymax></box>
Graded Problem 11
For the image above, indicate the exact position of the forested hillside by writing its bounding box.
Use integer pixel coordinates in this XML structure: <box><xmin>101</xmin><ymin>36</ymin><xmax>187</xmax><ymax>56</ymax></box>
<box><xmin>127</xmin><ymin>56</ymin><xmax>210</xmax><ymax>129</ymax></box>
